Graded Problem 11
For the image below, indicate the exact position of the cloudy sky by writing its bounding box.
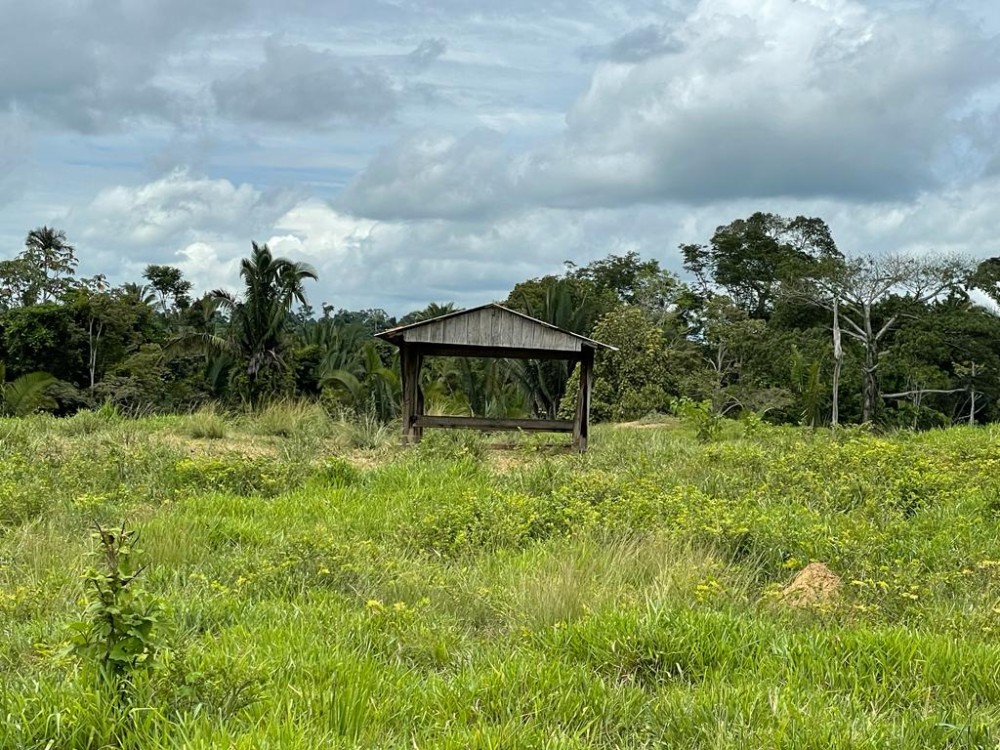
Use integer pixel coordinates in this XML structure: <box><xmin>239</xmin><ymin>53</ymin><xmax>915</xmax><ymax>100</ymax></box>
<box><xmin>1</xmin><ymin>0</ymin><xmax>999</xmax><ymax>314</ymax></box>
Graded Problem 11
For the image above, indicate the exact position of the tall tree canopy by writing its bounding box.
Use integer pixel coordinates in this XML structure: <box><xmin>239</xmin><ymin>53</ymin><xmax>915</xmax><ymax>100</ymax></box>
<box><xmin>204</xmin><ymin>242</ymin><xmax>317</xmax><ymax>402</ymax></box>
<box><xmin>682</xmin><ymin>213</ymin><xmax>842</xmax><ymax>319</ymax></box>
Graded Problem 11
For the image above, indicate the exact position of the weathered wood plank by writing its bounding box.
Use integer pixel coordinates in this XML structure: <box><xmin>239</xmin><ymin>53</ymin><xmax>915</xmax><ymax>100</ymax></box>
<box><xmin>481</xmin><ymin>308</ymin><xmax>493</xmax><ymax>346</ymax></box>
<box><xmin>399</xmin><ymin>306</ymin><xmax>582</xmax><ymax>352</ymax></box>
<box><xmin>409</xmin><ymin>343</ymin><xmax>584</xmax><ymax>361</ymax></box>
<box><xmin>401</xmin><ymin>345</ymin><xmax>421</xmax><ymax>444</ymax></box>
<box><xmin>415</xmin><ymin>415</ymin><xmax>575</xmax><ymax>432</ymax></box>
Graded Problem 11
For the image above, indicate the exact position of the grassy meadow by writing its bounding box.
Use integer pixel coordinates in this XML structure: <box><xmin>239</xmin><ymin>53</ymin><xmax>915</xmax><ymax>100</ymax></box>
<box><xmin>4</xmin><ymin>405</ymin><xmax>1000</xmax><ymax>748</ymax></box>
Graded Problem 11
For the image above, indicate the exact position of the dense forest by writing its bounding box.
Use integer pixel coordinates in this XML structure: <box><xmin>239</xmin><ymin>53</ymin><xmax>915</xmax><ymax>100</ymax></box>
<box><xmin>2</xmin><ymin>213</ymin><xmax>1000</xmax><ymax>429</ymax></box>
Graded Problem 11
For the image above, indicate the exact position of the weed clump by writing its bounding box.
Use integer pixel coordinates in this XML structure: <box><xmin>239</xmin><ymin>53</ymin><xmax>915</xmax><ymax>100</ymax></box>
<box><xmin>171</xmin><ymin>454</ymin><xmax>299</xmax><ymax>497</ymax></box>
<box><xmin>415</xmin><ymin>429</ymin><xmax>486</xmax><ymax>462</ymax></box>
<box><xmin>184</xmin><ymin>404</ymin><xmax>228</xmax><ymax>440</ymax></box>
<box><xmin>251</xmin><ymin>399</ymin><xmax>330</xmax><ymax>439</ymax></box>
<box><xmin>66</xmin><ymin>524</ymin><xmax>163</xmax><ymax>689</ymax></box>
<box><xmin>672</xmin><ymin>397</ymin><xmax>723</xmax><ymax>442</ymax></box>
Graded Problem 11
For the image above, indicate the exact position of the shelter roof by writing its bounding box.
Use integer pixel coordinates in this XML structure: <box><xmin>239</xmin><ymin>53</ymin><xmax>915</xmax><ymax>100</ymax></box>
<box><xmin>375</xmin><ymin>303</ymin><xmax>615</xmax><ymax>356</ymax></box>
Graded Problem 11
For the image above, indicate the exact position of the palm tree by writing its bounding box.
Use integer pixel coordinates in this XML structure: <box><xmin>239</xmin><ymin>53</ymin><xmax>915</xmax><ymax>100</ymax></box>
<box><xmin>323</xmin><ymin>340</ymin><xmax>401</xmax><ymax>421</ymax></box>
<box><xmin>0</xmin><ymin>363</ymin><xmax>56</xmax><ymax>416</ymax></box>
<box><xmin>120</xmin><ymin>282</ymin><xmax>157</xmax><ymax>307</ymax></box>
<box><xmin>22</xmin><ymin>226</ymin><xmax>77</xmax><ymax>304</ymax></box>
<box><xmin>173</xmin><ymin>243</ymin><xmax>317</xmax><ymax>403</ymax></box>
<box><xmin>507</xmin><ymin>279</ymin><xmax>601</xmax><ymax>418</ymax></box>
<box><xmin>399</xmin><ymin>301</ymin><xmax>456</xmax><ymax>325</ymax></box>
<box><xmin>294</xmin><ymin>317</ymin><xmax>373</xmax><ymax>379</ymax></box>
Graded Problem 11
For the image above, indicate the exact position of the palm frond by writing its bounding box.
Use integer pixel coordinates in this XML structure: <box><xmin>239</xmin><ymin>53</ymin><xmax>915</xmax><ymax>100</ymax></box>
<box><xmin>2</xmin><ymin>371</ymin><xmax>57</xmax><ymax>416</ymax></box>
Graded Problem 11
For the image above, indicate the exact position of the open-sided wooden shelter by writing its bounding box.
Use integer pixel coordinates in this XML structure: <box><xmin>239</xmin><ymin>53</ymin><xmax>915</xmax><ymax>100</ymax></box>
<box><xmin>375</xmin><ymin>303</ymin><xmax>615</xmax><ymax>452</ymax></box>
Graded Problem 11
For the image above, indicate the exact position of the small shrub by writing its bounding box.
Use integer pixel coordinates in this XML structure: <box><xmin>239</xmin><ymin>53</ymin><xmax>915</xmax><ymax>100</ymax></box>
<box><xmin>66</xmin><ymin>524</ymin><xmax>163</xmax><ymax>690</ymax></box>
<box><xmin>672</xmin><ymin>398</ymin><xmax>723</xmax><ymax>442</ymax></box>
<box><xmin>0</xmin><ymin>453</ymin><xmax>48</xmax><ymax>526</ymax></box>
<box><xmin>157</xmin><ymin>650</ymin><xmax>264</xmax><ymax>720</ymax></box>
<box><xmin>55</xmin><ymin>408</ymin><xmax>119</xmax><ymax>436</ymax></box>
<box><xmin>740</xmin><ymin>411</ymin><xmax>764</xmax><ymax>438</ymax></box>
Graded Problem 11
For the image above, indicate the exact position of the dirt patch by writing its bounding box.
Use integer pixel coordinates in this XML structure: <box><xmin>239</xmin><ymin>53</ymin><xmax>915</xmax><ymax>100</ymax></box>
<box><xmin>779</xmin><ymin>562</ymin><xmax>841</xmax><ymax>608</ymax></box>
<box><xmin>613</xmin><ymin>417</ymin><xmax>681</xmax><ymax>430</ymax></box>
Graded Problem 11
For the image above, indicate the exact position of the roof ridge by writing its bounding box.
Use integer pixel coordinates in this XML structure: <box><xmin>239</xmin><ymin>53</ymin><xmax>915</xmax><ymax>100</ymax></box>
<box><xmin>374</xmin><ymin>302</ymin><xmax>615</xmax><ymax>350</ymax></box>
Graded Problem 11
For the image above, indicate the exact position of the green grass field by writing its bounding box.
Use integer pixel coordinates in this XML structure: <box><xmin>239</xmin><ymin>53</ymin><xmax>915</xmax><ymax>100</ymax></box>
<box><xmin>4</xmin><ymin>408</ymin><xmax>1000</xmax><ymax>748</ymax></box>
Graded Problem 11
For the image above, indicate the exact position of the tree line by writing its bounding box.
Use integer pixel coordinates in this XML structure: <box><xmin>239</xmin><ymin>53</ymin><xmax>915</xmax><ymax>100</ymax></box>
<box><xmin>2</xmin><ymin>214</ymin><xmax>999</xmax><ymax>428</ymax></box>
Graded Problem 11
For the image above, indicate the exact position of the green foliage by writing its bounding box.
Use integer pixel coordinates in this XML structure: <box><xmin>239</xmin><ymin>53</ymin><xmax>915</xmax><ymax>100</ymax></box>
<box><xmin>1</xmin><ymin>302</ymin><xmax>87</xmax><ymax>381</ymax></box>
<box><xmin>67</xmin><ymin>525</ymin><xmax>163</xmax><ymax>685</ymax></box>
<box><xmin>0</xmin><ymin>363</ymin><xmax>57</xmax><ymax>416</ymax></box>
<box><xmin>505</xmin><ymin>274</ymin><xmax>606</xmax><ymax>417</ymax></box>
<box><xmin>0</xmin><ymin>226</ymin><xmax>78</xmax><ymax>309</ymax></box>
<box><xmin>789</xmin><ymin>347</ymin><xmax>826</xmax><ymax>426</ymax></box>
<box><xmin>56</xmin><ymin>405</ymin><xmax>122</xmax><ymax>436</ymax></box>
<box><xmin>582</xmin><ymin>306</ymin><xmax>694</xmax><ymax>421</ymax></box>
<box><xmin>414</xmin><ymin>428</ymin><xmax>487</xmax><ymax>463</ymax></box>
<box><xmin>312</xmin><ymin>456</ymin><xmax>361</xmax><ymax>487</ymax></box>
<box><xmin>251</xmin><ymin>398</ymin><xmax>330</xmax><ymax>438</ymax></box>
<box><xmin>682</xmin><ymin>212</ymin><xmax>841</xmax><ymax>319</ymax></box>
<box><xmin>329</xmin><ymin>409</ymin><xmax>396</xmax><ymax>450</ymax></box>
<box><xmin>321</xmin><ymin>340</ymin><xmax>400</xmax><ymax>422</ymax></box>
<box><xmin>0</xmin><ymin>227</ymin><xmax>991</xmax><ymax>430</ymax></box>
<box><xmin>143</xmin><ymin>264</ymin><xmax>192</xmax><ymax>313</ymax></box>
<box><xmin>94</xmin><ymin>344</ymin><xmax>185</xmax><ymax>413</ymax></box>
<box><xmin>567</xmin><ymin>250</ymin><xmax>681</xmax><ymax>315</ymax></box>
<box><xmin>672</xmin><ymin>397</ymin><xmax>723</xmax><ymax>442</ymax></box>
<box><xmin>171</xmin><ymin>454</ymin><xmax>300</xmax><ymax>497</ymax></box>
<box><xmin>210</xmin><ymin>242</ymin><xmax>318</xmax><ymax>404</ymax></box>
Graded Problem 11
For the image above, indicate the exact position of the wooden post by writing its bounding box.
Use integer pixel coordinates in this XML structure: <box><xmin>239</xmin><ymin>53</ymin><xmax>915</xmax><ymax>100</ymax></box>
<box><xmin>414</xmin><ymin>352</ymin><xmax>424</xmax><ymax>442</ymax></box>
<box><xmin>573</xmin><ymin>348</ymin><xmax>593</xmax><ymax>453</ymax></box>
<box><xmin>400</xmin><ymin>344</ymin><xmax>422</xmax><ymax>445</ymax></box>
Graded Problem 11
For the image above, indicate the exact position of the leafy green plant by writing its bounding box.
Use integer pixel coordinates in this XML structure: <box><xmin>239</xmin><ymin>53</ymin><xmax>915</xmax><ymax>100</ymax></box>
<box><xmin>739</xmin><ymin>410</ymin><xmax>764</xmax><ymax>438</ymax></box>
<box><xmin>56</xmin><ymin>407</ymin><xmax>119</xmax><ymax>436</ymax></box>
<box><xmin>672</xmin><ymin>397</ymin><xmax>723</xmax><ymax>442</ymax></box>
<box><xmin>67</xmin><ymin>524</ymin><xmax>163</xmax><ymax>688</ymax></box>
<box><xmin>329</xmin><ymin>408</ymin><xmax>395</xmax><ymax>450</ymax></box>
<box><xmin>312</xmin><ymin>456</ymin><xmax>361</xmax><ymax>487</ymax></box>
<box><xmin>0</xmin><ymin>362</ymin><xmax>57</xmax><ymax>416</ymax></box>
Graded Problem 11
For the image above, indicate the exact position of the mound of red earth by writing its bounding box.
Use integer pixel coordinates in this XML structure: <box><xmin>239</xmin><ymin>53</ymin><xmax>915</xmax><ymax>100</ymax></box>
<box><xmin>779</xmin><ymin>562</ymin><xmax>841</xmax><ymax>607</ymax></box>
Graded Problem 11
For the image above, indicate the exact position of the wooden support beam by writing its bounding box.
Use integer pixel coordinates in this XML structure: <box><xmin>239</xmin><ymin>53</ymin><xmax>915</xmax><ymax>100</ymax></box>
<box><xmin>400</xmin><ymin>344</ymin><xmax>422</xmax><ymax>445</ymax></box>
<box><xmin>573</xmin><ymin>348</ymin><xmax>594</xmax><ymax>452</ymax></box>
<box><xmin>408</xmin><ymin>343</ymin><xmax>584</xmax><ymax>361</ymax></box>
<box><xmin>414</xmin><ymin>415</ymin><xmax>575</xmax><ymax>432</ymax></box>
<box><xmin>414</xmin><ymin>352</ymin><xmax>425</xmax><ymax>442</ymax></box>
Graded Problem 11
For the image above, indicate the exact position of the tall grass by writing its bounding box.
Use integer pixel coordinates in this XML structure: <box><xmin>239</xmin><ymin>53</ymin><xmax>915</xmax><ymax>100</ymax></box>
<box><xmin>4</xmin><ymin>416</ymin><xmax>1000</xmax><ymax>747</ymax></box>
<box><xmin>182</xmin><ymin>403</ymin><xmax>228</xmax><ymax>440</ymax></box>
<box><xmin>250</xmin><ymin>399</ymin><xmax>331</xmax><ymax>439</ymax></box>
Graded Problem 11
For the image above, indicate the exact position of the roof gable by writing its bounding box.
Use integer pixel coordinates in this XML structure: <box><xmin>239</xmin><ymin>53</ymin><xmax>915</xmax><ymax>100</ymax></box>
<box><xmin>375</xmin><ymin>303</ymin><xmax>614</xmax><ymax>353</ymax></box>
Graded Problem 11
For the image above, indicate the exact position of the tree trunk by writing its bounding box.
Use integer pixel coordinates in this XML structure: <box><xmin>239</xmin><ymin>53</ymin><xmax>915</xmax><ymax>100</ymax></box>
<box><xmin>861</xmin><ymin>302</ymin><xmax>877</xmax><ymax>424</ymax></box>
<box><xmin>970</xmin><ymin>362</ymin><xmax>977</xmax><ymax>426</ymax></box>
<box><xmin>831</xmin><ymin>297</ymin><xmax>842</xmax><ymax>427</ymax></box>
<box><xmin>88</xmin><ymin>317</ymin><xmax>103</xmax><ymax>391</ymax></box>
<box><xmin>862</xmin><ymin>344</ymin><xmax>877</xmax><ymax>424</ymax></box>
